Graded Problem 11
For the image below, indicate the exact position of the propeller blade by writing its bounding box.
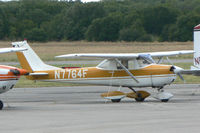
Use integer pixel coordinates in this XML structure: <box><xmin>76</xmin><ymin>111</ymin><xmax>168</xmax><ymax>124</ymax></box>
<box><xmin>177</xmin><ymin>73</ymin><xmax>185</xmax><ymax>82</ymax></box>
<box><xmin>170</xmin><ymin>65</ymin><xmax>185</xmax><ymax>83</ymax></box>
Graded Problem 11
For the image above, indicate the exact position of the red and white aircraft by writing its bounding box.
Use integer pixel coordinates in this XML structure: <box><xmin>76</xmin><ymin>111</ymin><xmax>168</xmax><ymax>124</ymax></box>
<box><xmin>0</xmin><ymin>47</ymin><xmax>28</xmax><ymax>110</ymax></box>
<box><xmin>177</xmin><ymin>24</ymin><xmax>200</xmax><ymax>75</ymax></box>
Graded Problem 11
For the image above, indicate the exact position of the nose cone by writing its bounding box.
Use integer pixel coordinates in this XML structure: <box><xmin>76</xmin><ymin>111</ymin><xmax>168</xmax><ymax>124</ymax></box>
<box><xmin>170</xmin><ymin>65</ymin><xmax>184</xmax><ymax>74</ymax></box>
<box><xmin>19</xmin><ymin>68</ymin><xmax>29</xmax><ymax>75</ymax></box>
<box><xmin>173</xmin><ymin>66</ymin><xmax>184</xmax><ymax>74</ymax></box>
<box><xmin>10</xmin><ymin>68</ymin><xmax>29</xmax><ymax>76</ymax></box>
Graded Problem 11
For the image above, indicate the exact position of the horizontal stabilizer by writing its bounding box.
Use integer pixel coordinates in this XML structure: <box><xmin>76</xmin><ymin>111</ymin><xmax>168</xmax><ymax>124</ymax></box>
<box><xmin>29</xmin><ymin>72</ymin><xmax>48</xmax><ymax>76</ymax></box>
<box><xmin>181</xmin><ymin>69</ymin><xmax>200</xmax><ymax>76</ymax></box>
<box><xmin>0</xmin><ymin>47</ymin><xmax>27</xmax><ymax>54</ymax></box>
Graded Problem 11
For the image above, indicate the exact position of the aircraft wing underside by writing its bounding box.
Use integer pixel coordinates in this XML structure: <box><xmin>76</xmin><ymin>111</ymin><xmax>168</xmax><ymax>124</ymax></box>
<box><xmin>56</xmin><ymin>50</ymin><xmax>194</xmax><ymax>59</ymax></box>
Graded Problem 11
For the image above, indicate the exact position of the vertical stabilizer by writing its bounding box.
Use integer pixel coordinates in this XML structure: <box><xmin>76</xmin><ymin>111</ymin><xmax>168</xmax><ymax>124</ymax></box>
<box><xmin>193</xmin><ymin>24</ymin><xmax>200</xmax><ymax>69</ymax></box>
<box><xmin>12</xmin><ymin>40</ymin><xmax>60</xmax><ymax>72</ymax></box>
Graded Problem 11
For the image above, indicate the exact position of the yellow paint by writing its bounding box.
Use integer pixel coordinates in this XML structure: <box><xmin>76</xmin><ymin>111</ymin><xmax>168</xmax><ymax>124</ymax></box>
<box><xmin>101</xmin><ymin>91</ymin><xmax>125</xmax><ymax>97</ymax></box>
<box><xmin>16</xmin><ymin>52</ymin><xmax>33</xmax><ymax>72</ymax></box>
<box><xmin>126</xmin><ymin>91</ymin><xmax>150</xmax><ymax>99</ymax></box>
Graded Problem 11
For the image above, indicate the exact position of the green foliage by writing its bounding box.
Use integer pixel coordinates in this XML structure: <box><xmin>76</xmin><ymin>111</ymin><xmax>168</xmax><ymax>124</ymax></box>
<box><xmin>141</xmin><ymin>6</ymin><xmax>178</xmax><ymax>35</ymax></box>
<box><xmin>86</xmin><ymin>13</ymin><xmax>122</xmax><ymax>41</ymax></box>
<box><xmin>23</xmin><ymin>28</ymin><xmax>47</xmax><ymax>42</ymax></box>
<box><xmin>0</xmin><ymin>0</ymin><xmax>199</xmax><ymax>42</ymax></box>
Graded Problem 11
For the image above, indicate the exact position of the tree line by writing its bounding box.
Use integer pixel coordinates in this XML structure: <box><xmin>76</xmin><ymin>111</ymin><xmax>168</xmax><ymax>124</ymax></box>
<box><xmin>0</xmin><ymin>0</ymin><xmax>200</xmax><ymax>42</ymax></box>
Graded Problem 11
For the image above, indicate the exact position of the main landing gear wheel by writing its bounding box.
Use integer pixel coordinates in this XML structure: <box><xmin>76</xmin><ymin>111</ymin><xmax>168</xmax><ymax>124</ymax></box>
<box><xmin>111</xmin><ymin>99</ymin><xmax>121</xmax><ymax>103</ymax></box>
<box><xmin>127</xmin><ymin>87</ymin><xmax>150</xmax><ymax>102</ymax></box>
<box><xmin>161</xmin><ymin>99</ymin><xmax>169</xmax><ymax>102</ymax></box>
<box><xmin>135</xmin><ymin>93</ymin><xmax>145</xmax><ymax>102</ymax></box>
<box><xmin>0</xmin><ymin>100</ymin><xmax>3</xmax><ymax>110</ymax></box>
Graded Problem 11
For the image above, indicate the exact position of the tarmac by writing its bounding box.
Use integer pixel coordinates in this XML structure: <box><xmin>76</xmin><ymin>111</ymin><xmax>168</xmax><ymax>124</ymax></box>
<box><xmin>1</xmin><ymin>84</ymin><xmax>200</xmax><ymax>133</ymax></box>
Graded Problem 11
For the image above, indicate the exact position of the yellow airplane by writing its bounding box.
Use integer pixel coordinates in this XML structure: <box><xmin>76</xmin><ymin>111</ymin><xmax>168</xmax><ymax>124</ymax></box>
<box><xmin>12</xmin><ymin>40</ymin><xmax>193</xmax><ymax>102</ymax></box>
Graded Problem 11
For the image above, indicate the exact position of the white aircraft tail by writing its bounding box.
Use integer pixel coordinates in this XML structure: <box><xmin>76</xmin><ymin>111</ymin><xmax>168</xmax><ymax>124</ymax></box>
<box><xmin>12</xmin><ymin>40</ymin><xmax>60</xmax><ymax>72</ymax></box>
<box><xmin>193</xmin><ymin>24</ymin><xmax>200</xmax><ymax>69</ymax></box>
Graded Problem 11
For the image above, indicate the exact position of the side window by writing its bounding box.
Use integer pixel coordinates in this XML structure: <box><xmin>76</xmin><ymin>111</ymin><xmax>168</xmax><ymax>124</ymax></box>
<box><xmin>128</xmin><ymin>60</ymin><xmax>134</xmax><ymax>69</ymax></box>
<box><xmin>117</xmin><ymin>60</ymin><xmax>128</xmax><ymax>69</ymax></box>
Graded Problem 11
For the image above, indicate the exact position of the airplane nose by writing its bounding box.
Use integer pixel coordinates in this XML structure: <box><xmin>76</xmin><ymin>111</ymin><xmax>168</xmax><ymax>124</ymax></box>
<box><xmin>19</xmin><ymin>69</ymin><xmax>29</xmax><ymax>75</ymax></box>
<box><xmin>10</xmin><ymin>68</ymin><xmax>29</xmax><ymax>76</ymax></box>
<box><xmin>170</xmin><ymin>65</ymin><xmax>184</xmax><ymax>74</ymax></box>
<box><xmin>170</xmin><ymin>65</ymin><xmax>185</xmax><ymax>81</ymax></box>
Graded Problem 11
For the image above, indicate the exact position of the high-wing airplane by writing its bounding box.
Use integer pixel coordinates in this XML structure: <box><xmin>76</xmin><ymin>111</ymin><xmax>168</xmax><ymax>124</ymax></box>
<box><xmin>12</xmin><ymin>40</ymin><xmax>193</xmax><ymax>103</ymax></box>
<box><xmin>0</xmin><ymin>47</ymin><xmax>28</xmax><ymax>110</ymax></box>
<box><xmin>177</xmin><ymin>24</ymin><xmax>200</xmax><ymax>76</ymax></box>
<box><xmin>189</xmin><ymin>24</ymin><xmax>200</xmax><ymax>73</ymax></box>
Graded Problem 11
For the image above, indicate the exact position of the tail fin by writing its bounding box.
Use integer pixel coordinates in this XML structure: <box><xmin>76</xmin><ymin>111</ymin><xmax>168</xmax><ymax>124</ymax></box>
<box><xmin>193</xmin><ymin>24</ymin><xmax>200</xmax><ymax>69</ymax></box>
<box><xmin>12</xmin><ymin>40</ymin><xmax>60</xmax><ymax>72</ymax></box>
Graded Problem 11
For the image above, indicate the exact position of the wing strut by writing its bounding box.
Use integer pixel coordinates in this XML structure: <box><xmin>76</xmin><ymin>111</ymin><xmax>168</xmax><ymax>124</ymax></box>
<box><xmin>115</xmin><ymin>58</ymin><xmax>139</xmax><ymax>83</ymax></box>
<box><xmin>157</xmin><ymin>57</ymin><xmax>163</xmax><ymax>64</ymax></box>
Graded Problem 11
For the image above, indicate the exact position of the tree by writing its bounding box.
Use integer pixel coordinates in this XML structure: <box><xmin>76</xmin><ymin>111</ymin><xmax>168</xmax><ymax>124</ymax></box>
<box><xmin>119</xmin><ymin>23</ymin><xmax>152</xmax><ymax>42</ymax></box>
<box><xmin>56</xmin><ymin>2</ymin><xmax>106</xmax><ymax>41</ymax></box>
<box><xmin>23</xmin><ymin>28</ymin><xmax>47</xmax><ymax>42</ymax></box>
<box><xmin>85</xmin><ymin>13</ymin><xmax>123</xmax><ymax>41</ymax></box>
<box><xmin>174</xmin><ymin>13</ymin><xmax>200</xmax><ymax>41</ymax></box>
<box><xmin>141</xmin><ymin>6</ymin><xmax>178</xmax><ymax>35</ymax></box>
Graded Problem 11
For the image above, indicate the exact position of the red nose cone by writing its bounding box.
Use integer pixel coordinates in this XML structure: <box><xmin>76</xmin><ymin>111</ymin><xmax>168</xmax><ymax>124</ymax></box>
<box><xmin>19</xmin><ymin>69</ymin><xmax>29</xmax><ymax>75</ymax></box>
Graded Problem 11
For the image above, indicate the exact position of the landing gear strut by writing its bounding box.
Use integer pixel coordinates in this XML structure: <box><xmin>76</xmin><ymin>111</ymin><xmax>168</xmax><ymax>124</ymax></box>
<box><xmin>128</xmin><ymin>87</ymin><xmax>150</xmax><ymax>102</ymax></box>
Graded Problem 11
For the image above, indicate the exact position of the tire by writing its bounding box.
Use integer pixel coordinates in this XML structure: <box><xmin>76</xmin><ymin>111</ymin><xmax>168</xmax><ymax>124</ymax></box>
<box><xmin>111</xmin><ymin>99</ymin><xmax>121</xmax><ymax>103</ymax></box>
<box><xmin>0</xmin><ymin>100</ymin><xmax>3</xmax><ymax>110</ymax></box>
<box><xmin>135</xmin><ymin>93</ymin><xmax>145</xmax><ymax>102</ymax></box>
<box><xmin>135</xmin><ymin>97</ymin><xmax>145</xmax><ymax>102</ymax></box>
<box><xmin>161</xmin><ymin>99</ymin><xmax>169</xmax><ymax>102</ymax></box>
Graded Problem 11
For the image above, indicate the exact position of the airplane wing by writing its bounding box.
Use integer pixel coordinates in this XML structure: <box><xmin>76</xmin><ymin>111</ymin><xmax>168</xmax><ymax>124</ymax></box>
<box><xmin>56</xmin><ymin>50</ymin><xmax>194</xmax><ymax>59</ymax></box>
<box><xmin>0</xmin><ymin>47</ymin><xmax>27</xmax><ymax>54</ymax></box>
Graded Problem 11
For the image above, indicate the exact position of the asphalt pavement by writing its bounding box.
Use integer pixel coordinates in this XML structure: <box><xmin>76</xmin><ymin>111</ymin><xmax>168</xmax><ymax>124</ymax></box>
<box><xmin>0</xmin><ymin>84</ymin><xmax>200</xmax><ymax>133</ymax></box>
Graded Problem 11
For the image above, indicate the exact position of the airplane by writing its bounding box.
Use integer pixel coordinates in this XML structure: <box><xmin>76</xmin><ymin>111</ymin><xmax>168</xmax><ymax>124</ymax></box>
<box><xmin>0</xmin><ymin>47</ymin><xmax>28</xmax><ymax>110</ymax></box>
<box><xmin>189</xmin><ymin>23</ymin><xmax>200</xmax><ymax>73</ymax></box>
<box><xmin>176</xmin><ymin>24</ymin><xmax>200</xmax><ymax>76</ymax></box>
<box><xmin>11</xmin><ymin>40</ymin><xmax>193</xmax><ymax>103</ymax></box>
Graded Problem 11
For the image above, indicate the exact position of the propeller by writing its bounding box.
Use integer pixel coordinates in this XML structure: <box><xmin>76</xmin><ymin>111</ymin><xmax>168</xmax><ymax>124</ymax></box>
<box><xmin>10</xmin><ymin>69</ymin><xmax>29</xmax><ymax>76</ymax></box>
<box><xmin>10</xmin><ymin>69</ymin><xmax>20</xmax><ymax>76</ymax></box>
<box><xmin>170</xmin><ymin>66</ymin><xmax>185</xmax><ymax>82</ymax></box>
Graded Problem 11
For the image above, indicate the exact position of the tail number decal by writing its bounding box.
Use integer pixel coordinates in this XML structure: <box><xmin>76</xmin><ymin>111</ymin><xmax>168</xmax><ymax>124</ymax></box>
<box><xmin>194</xmin><ymin>57</ymin><xmax>200</xmax><ymax>65</ymax></box>
<box><xmin>55</xmin><ymin>69</ymin><xmax>88</xmax><ymax>79</ymax></box>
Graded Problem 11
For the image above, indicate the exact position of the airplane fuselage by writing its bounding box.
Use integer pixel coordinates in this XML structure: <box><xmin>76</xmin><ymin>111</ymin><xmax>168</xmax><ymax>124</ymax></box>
<box><xmin>0</xmin><ymin>65</ymin><xmax>27</xmax><ymax>94</ymax></box>
<box><xmin>27</xmin><ymin>64</ymin><xmax>176</xmax><ymax>88</ymax></box>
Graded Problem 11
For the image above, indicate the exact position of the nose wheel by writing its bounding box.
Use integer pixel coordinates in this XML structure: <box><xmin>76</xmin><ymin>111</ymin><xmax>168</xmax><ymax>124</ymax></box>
<box><xmin>152</xmin><ymin>87</ymin><xmax>173</xmax><ymax>102</ymax></box>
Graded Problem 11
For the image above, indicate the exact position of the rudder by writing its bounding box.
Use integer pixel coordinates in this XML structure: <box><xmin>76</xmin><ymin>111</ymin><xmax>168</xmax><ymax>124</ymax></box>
<box><xmin>12</xmin><ymin>40</ymin><xmax>60</xmax><ymax>72</ymax></box>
